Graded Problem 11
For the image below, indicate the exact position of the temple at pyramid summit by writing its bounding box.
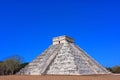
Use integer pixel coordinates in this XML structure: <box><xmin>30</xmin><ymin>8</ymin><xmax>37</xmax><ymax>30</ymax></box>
<box><xmin>18</xmin><ymin>35</ymin><xmax>110</xmax><ymax>75</ymax></box>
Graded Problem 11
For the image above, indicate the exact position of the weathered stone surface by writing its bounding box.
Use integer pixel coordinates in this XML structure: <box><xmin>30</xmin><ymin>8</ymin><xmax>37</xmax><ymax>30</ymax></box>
<box><xmin>18</xmin><ymin>35</ymin><xmax>110</xmax><ymax>75</ymax></box>
<box><xmin>53</xmin><ymin>35</ymin><xmax>74</xmax><ymax>45</ymax></box>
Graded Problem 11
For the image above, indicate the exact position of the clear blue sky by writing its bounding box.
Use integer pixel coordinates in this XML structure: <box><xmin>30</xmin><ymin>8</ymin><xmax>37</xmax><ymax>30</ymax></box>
<box><xmin>0</xmin><ymin>0</ymin><xmax>120</xmax><ymax>67</ymax></box>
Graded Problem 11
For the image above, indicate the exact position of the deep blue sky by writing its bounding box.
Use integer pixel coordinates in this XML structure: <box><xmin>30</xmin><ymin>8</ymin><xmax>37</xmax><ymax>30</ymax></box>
<box><xmin>0</xmin><ymin>0</ymin><xmax>120</xmax><ymax>67</ymax></box>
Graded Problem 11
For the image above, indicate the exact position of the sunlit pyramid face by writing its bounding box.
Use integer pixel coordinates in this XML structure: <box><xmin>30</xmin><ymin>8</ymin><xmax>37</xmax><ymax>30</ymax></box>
<box><xmin>18</xmin><ymin>35</ymin><xmax>110</xmax><ymax>75</ymax></box>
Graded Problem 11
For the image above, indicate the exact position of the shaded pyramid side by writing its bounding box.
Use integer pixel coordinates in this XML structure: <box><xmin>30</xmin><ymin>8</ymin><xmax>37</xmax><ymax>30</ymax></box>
<box><xmin>70</xmin><ymin>43</ymin><xmax>110</xmax><ymax>74</ymax></box>
<box><xmin>18</xmin><ymin>44</ymin><xmax>63</xmax><ymax>75</ymax></box>
<box><xmin>45</xmin><ymin>43</ymin><xmax>110</xmax><ymax>75</ymax></box>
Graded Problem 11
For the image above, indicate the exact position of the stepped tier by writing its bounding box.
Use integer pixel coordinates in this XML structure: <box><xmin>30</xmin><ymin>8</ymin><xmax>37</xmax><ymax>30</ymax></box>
<box><xmin>18</xmin><ymin>35</ymin><xmax>110</xmax><ymax>75</ymax></box>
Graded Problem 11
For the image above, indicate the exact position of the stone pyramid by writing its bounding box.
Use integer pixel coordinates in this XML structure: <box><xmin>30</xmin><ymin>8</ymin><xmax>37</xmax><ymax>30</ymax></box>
<box><xmin>18</xmin><ymin>35</ymin><xmax>110</xmax><ymax>75</ymax></box>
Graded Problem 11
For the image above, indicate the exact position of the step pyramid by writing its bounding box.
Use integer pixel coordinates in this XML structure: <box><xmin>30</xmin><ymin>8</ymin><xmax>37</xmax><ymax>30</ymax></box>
<box><xmin>18</xmin><ymin>35</ymin><xmax>110</xmax><ymax>75</ymax></box>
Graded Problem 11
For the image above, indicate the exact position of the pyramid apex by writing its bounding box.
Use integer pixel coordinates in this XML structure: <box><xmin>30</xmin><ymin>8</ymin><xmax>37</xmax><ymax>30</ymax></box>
<box><xmin>53</xmin><ymin>35</ymin><xmax>74</xmax><ymax>45</ymax></box>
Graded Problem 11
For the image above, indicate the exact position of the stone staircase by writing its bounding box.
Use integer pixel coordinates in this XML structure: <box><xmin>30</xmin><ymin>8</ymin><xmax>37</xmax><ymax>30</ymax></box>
<box><xmin>46</xmin><ymin>43</ymin><xmax>79</xmax><ymax>75</ymax></box>
<box><xmin>40</xmin><ymin>44</ymin><xmax>63</xmax><ymax>74</ymax></box>
<box><xmin>18</xmin><ymin>44</ymin><xmax>63</xmax><ymax>75</ymax></box>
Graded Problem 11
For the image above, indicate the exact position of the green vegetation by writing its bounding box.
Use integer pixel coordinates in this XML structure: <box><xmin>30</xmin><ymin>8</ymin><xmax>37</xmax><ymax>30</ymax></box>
<box><xmin>106</xmin><ymin>66</ymin><xmax>120</xmax><ymax>73</ymax></box>
<box><xmin>0</xmin><ymin>56</ymin><xmax>28</xmax><ymax>75</ymax></box>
